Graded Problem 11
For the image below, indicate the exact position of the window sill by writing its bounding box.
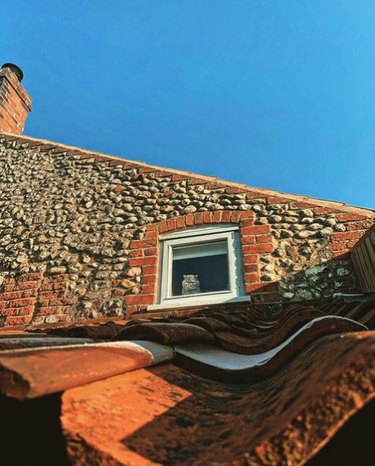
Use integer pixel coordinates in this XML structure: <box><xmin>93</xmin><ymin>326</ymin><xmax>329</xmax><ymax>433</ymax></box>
<box><xmin>147</xmin><ymin>295</ymin><xmax>251</xmax><ymax>311</ymax></box>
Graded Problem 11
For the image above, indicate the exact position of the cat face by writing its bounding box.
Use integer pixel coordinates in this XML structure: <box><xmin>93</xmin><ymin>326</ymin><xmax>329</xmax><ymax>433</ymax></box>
<box><xmin>183</xmin><ymin>274</ymin><xmax>198</xmax><ymax>281</ymax></box>
<box><xmin>182</xmin><ymin>274</ymin><xmax>201</xmax><ymax>295</ymax></box>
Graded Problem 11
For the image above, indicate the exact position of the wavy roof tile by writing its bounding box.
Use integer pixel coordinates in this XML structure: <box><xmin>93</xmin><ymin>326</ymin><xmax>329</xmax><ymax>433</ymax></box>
<box><xmin>0</xmin><ymin>299</ymin><xmax>375</xmax><ymax>465</ymax></box>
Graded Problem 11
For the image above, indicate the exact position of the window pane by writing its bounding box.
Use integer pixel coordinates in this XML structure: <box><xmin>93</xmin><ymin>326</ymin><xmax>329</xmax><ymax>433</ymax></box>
<box><xmin>171</xmin><ymin>244</ymin><xmax>230</xmax><ymax>296</ymax></box>
<box><xmin>173</xmin><ymin>241</ymin><xmax>227</xmax><ymax>260</ymax></box>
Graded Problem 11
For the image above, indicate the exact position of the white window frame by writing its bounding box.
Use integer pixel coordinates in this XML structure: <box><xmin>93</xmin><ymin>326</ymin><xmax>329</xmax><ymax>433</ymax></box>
<box><xmin>148</xmin><ymin>224</ymin><xmax>250</xmax><ymax>309</ymax></box>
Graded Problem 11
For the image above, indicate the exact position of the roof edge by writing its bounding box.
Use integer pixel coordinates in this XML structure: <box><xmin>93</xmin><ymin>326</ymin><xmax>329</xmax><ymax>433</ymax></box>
<box><xmin>1</xmin><ymin>131</ymin><xmax>374</xmax><ymax>217</ymax></box>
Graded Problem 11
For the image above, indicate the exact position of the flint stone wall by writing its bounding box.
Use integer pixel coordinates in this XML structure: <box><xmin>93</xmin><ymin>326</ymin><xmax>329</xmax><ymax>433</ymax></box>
<box><xmin>0</xmin><ymin>136</ymin><xmax>373</xmax><ymax>325</ymax></box>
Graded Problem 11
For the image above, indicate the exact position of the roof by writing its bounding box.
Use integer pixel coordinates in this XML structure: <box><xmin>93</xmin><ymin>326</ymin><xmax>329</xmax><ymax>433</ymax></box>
<box><xmin>1</xmin><ymin>299</ymin><xmax>375</xmax><ymax>465</ymax></box>
<box><xmin>1</xmin><ymin>130</ymin><xmax>374</xmax><ymax>217</ymax></box>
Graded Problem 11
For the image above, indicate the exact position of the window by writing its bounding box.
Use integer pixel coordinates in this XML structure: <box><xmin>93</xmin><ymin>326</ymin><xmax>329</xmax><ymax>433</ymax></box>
<box><xmin>150</xmin><ymin>224</ymin><xmax>249</xmax><ymax>308</ymax></box>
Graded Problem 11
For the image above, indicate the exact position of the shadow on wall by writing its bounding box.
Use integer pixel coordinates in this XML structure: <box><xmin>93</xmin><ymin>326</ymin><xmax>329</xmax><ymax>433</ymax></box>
<box><xmin>249</xmin><ymin>254</ymin><xmax>358</xmax><ymax>306</ymax></box>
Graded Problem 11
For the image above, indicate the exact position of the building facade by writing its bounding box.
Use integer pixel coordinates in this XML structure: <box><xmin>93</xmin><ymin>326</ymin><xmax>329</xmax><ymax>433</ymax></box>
<box><xmin>0</xmin><ymin>63</ymin><xmax>374</xmax><ymax>326</ymax></box>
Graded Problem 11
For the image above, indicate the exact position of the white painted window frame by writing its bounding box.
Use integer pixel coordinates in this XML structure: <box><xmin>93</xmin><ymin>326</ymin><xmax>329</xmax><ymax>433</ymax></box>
<box><xmin>148</xmin><ymin>225</ymin><xmax>249</xmax><ymax>310</ymax></box>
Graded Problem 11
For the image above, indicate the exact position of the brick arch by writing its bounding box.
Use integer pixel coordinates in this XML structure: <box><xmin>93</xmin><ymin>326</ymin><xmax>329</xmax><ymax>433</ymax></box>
<box><xmin>125</xmin><ymin>210</ymin><xmax>275</xmax><ymax>314</ymax></box>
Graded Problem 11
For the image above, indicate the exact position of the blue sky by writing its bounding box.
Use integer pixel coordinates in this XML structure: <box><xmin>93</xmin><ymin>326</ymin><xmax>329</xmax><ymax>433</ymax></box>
<box><xmin>2</xmin><ymin>1</ymin><xmax>375</xmax><ymax>208</ymax></box>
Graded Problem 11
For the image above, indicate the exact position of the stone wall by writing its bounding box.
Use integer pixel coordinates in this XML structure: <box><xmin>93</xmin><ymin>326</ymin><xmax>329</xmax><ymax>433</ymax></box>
<box><xmin>0</xmin><ymin>135</ymin><xmax>373</xmax><ymax>325</ymax></box>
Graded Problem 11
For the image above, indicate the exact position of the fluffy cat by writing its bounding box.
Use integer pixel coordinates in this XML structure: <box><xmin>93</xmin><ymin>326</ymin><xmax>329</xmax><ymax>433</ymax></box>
<box><xmin>182</xmin><ymin>274</ymin><xmax>201</xmax><ymax>295</ymax></box>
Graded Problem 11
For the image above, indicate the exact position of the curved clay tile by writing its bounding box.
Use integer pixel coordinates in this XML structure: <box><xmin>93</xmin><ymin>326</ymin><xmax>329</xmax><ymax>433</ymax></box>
<box><xmin>61</xmin><ymin>330</ymin><xmax>375</xmax><ymax>466</ymax></box>
<box><xmin>174</xmin><ymin>317</ymin><xmax>367</xmax><ymax>382</ymax></box>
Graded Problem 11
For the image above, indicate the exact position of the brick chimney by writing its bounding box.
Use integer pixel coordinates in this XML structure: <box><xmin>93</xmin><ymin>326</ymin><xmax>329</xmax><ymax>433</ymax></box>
<box><xmin>0</xmin><ymin>63</ymin><xmax>32</xmax><ymax>134</ymax></box>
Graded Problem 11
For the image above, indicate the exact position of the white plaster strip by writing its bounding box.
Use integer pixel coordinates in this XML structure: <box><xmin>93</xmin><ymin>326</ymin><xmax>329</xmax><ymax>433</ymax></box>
<box><xmin>174</xmin><ymin>316</ymin><xmax>367</xmax><ymax>371</ymax></box>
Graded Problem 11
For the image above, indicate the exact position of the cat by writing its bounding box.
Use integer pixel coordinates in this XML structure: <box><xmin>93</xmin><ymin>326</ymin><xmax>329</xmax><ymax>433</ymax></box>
<box><xmin>182</xmin><ymin>274</ymin><xmax>201</xmax><ymax>295</ymax></box>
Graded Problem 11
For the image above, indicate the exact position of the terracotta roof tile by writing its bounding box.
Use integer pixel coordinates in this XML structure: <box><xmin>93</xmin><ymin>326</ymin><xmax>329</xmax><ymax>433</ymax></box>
<box><xmin>61</xmin><ymin>330</ymin><xmax>375</xmax><ymax>465</ymax></box>
<box><xmin>1</xmin><ymin>298</ymin><xmax>374</xmax><ymax>464</ymax></box>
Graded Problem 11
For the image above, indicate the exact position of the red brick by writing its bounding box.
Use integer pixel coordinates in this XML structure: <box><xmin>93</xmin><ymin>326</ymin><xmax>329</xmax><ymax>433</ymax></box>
<box><xmin>130</xmin><ymin>249</ymin><xmax>143</xmax><ymax>258</ymax></box>
<box><xmin>194</xmin><ymin>212</ymin><xmax>204</xmax><ymax>225</ymax></box>
<box><xmin>17</xmin><ymin>280</ymin><xmax>41</xmax><ymax>290</ymax></box>
<box><xmin>346</xmin><ymin>221</ymin><xmax>373</xmax><ymax>231</ymax></box>
<box><xmin>125</xmin><ymin>295</ymin><xmax>154</xmax><ymax>305</ymax></box>
<box><xmin>212</xmin><ymin>211</ymin><xmax>222</xmax><ymax>223</ymax></box>
<box><xmin>256</xmin><ymin>234</ymin><xmax>272</xmax><ymax>243</ymax></box>
<box><xmin>331</xmin><ymin>251</ymin><xmax>349</xmax><ymax>259</ymax></box>
<box><xmin>145</xmin><ymin>224</ymin><xmax>158</xmax><ymax>232</ymax></box>
<box><xmin>166</xmin><ymin>218</ymin><xmax>176</xmax><ymax>231</ymax></box>
<box><xmin>144</xmin><ymin>247</ymin><xmax>157</xmax><ymax>257</ymax></box>
<box><xmin>0</xmin><ymin>291</ymin><xmax>23</xmax><ymax>301</ymax></box>
<box><xmin>185</xmin><ymin>214</ymin><xmax>194</xmax><ymax>226</ymax></box>
<box><xmin>203</xmin><ymin>211</ymin><xmax>212</xmax><ymax>223</ymax></box>
<box><xmin>245</xmin><ymin>192</ymin><xmax>266</xmax><ymax>200</ymax></box>
<box><xmin>22</xmin><ymin>289</ymin><xmax>37</xmax><ymax>298</ymax></box>
<box><xmin>142</xmin><ymin>275</ymin><xmax>157</xmax><ymax>284</ymax></box>
<box><xmin>244</xmin><ymin>273</ymin><xmax>260</xmax><ymax>283</ymax></box>
<box><xmin>239</xmin><ymin>211</ymin><xmax>254</xmax><ymax>220</ymax></box>
<box><xmin>242</xmin><ymin>243</ymin><xmax>273</xmax><ymax>254</ymax></box>
<box><xmin>39</xmin><ymin>291</ymin><xmax>64</xmax><ymax>299</ymax></box>
<box><xmin>5</xmin><ymin>315</ymin><xmax>32</xmax><ymax>325</ymax></box>
<box><xmin>137</xmin><ymin>167</ymin><xmax>154</xmax><ymax>174</ymax></box>
<box><xmin>176</xmin><ymin>216</ymin><xmax>186</xmax><ymax>229</ymax></box>
<box><xmin>9</xmin><ymin>298</ymin><xmax>35</xmax><ymax>308</ymax></box>
<box><xmin>240</xmin><ymin>235</ymin><xmax>256</xmax><ymax>245</ymax></box>
<box><xmin>143</xmin><ymin>265</ymin><xmax>158</xmax><ymax>275</ymax></box>
<box><xmin>221</xmin><ymin>211</ymin><xmax>231</xmax><ymax>223</ymax></box>
<box><xmin>336</xmin><ymin>213</ymin><xmax>367</xmax><ymax>222</ymax></box>
<box><xmin>225</xmin><ymin>187</ymin><xmax>247</xmax><ymax>194</ymax></box>
<box><xmin>142</xmin><ymin>284</ymin><xmax>156</xmax><ymax>293</ymax></box>
<box><xmin>230</xmin><ymin>211</ymin><xmax>242</xmax><ymax>223</ymax></box>
<box><xmin>153</xmin><ymin>170</ymin><xmax>172</xmax><ymax>178</ymax></box>
<box><xmin>243</xmin><ymin>254</ymin><xmax>259</xmax><ymax>264</ymax></box>
<box><xmin>313</xmin><ymin>207</ymin><xmax>338</xmax><ymax>215</ymax></box>
<box><xmin>331</xmin><ymin>231</ymin><xmax>363</xmax><ymax>242</ymax></box>
<box><xmin>171</xmin><ymin>174</ymin><xmax>187</xmax><ymax>181</ymax></box>
<box><xmin>245</xmin><ymin>282</ymin><xmax>264</xmax><ymax>293</ymax></box>
<box><xmin>159</xmin><ymin>221</ymin><xmax>168</xmax><ymax>233</ymax></box>
<box><xmin>129</xmin><ymin>256</ymin><xmax>156</xmax><ymax>267</ymax></box>
<box><xmin>145</xmin><ymin>230</ymin><xmax>158</xmax><ymax>240</ymax></box>
<box><xmin>240</xmin><ymin>219</ymin><xmax>255</xmax><ymax>228</ymax></box>
<box><xmin>2</xmin><ymin>305</ymin><xmax>34</xmax><ymax>316</ymax></box>
<box><xmin>241</xmin><ymin>225</ymin><xmax>269</xmax><ymax>235</ymax></box>
<box><xmin>131</xmin><ymin>239</ymin><xmax>157</xmax><ymax>249</ymax></box>
<box><xmin>205</xmin><ymin>181</ymin><xmax>226</xmax><ymax>190</ymax></box>
<box><xmin>267</xmin><ymin>196</ymin><xmax>291</xmax><ymax>204</ymax></box>
<box><xmin>243</xmin><ymin>264</ymin><xmax>259</xmax><ymax>273</ymax></box>
<box><xmin>329</xmin><ymin>242</ymin><xmax>349</xmax><ymax>252</ymax></box>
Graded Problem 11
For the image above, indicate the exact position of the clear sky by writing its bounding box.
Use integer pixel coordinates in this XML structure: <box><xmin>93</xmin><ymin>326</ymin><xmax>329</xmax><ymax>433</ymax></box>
<box><xmin>2</xmin><ymin>1</ymin><xmax>375</xmax><ymax>208</ymax></box>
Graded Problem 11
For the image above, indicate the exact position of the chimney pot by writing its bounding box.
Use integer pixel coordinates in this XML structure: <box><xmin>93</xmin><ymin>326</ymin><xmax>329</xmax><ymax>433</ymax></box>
<box><xmin>1</xmin><ymin>63</ymin><xmax>24</xmax><ymax>82</ymax></box>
